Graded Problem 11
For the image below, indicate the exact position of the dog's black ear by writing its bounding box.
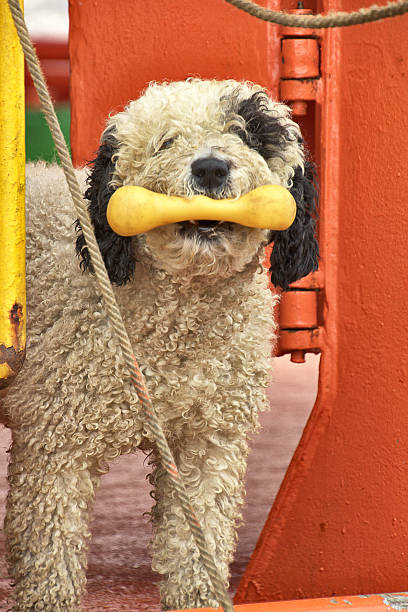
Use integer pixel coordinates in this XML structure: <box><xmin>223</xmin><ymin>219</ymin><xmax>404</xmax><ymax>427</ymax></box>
<box><xmin>233</xmin><ymin>91</ymin><xmax>298</xmax><ymax>160</ymax></box>
<box><xmin>268</xmin><ymin>161</ymin><xmax>319</xmax><ymax>290</ymax></box>
<box><xmin>75</xmin><ymin>127</ymin><xmax>136</xmax><ymax>285</ymax></box>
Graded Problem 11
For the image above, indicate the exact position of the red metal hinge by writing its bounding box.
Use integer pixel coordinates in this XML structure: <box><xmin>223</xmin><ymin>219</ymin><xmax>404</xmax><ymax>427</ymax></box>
<box><xmin>276</xmin><ymin>269</ymin><xmax>324</xmax><ymax>363</ymax></box>
<box><xmin>274</xmin><ymin>3</ymin><xmax>324</xmax><ymax>363</ymax></box>
<box><xmin>279</xmin><ymin>2</ymin><xmax>322</xmax><ymax>116</ymax></box>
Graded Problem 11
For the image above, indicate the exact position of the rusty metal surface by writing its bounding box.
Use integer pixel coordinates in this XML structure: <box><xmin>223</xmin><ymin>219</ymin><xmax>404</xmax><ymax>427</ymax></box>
<box><xmin>0</xmin><ymin>0</ymin><xmax>26</xmax><ymax>398</ymax></box>
<box><xmin>0</xmin><ymin>303</ymin><xmax>26</xmax><ymax>396</ymax></box>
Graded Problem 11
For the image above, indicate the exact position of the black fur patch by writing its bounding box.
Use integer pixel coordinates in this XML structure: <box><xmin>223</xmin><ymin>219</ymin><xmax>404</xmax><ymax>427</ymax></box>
<box><xmin>232</xmin><ymin>91</ymin><xmax>299</xmax><ymax>160</ymax></box>
<box><xmin>268</xmin><ymin>160</ymin><xmax>319</xmax><ymax>290</ymax></box>
<box><xmin>75</xmin><ymin>129</ymin><xmax>136</xmax><ymax>286</ymax></box>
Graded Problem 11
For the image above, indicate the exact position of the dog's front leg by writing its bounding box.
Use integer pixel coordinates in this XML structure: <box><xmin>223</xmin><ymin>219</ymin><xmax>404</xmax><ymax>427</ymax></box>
<box><xmin>5</xmin><ymin>437</ymin><xmax>95</xmax><ymax>612</ymax></box>
<box><xmin>150</xmin><ymin>432</ymin><xmax>248</xmax><ymax>610</ymax></box>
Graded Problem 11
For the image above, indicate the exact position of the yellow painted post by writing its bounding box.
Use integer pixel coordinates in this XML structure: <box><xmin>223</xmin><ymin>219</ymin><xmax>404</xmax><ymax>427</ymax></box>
<box><xmin>0</xmin><ymin>0</ymin><xmax>26</xmax><ymax>399</ymax></box>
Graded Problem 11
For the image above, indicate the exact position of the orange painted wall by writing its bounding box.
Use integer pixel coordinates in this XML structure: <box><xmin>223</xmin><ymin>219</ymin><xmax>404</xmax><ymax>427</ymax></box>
<box><xmin>236</xmin><ymin>0</ymin><xmax>408</xmax><ymax>604</ymax></box>
<box><xmin>69</xmin><ymin>0</ymin><xmax>280</xmax><ymax>166</ymax></box>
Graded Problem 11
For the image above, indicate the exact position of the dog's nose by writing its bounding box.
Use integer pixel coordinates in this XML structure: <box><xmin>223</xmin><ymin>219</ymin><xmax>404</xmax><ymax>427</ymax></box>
<box><xmin>191</xmin><ymin>157</ymin><xmax>229</xmax><ymax>191</ymax></box>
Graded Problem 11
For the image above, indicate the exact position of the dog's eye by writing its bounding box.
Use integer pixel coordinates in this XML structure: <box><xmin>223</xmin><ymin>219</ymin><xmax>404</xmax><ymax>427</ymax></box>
<box><xmin>158</xmin><ymin>137</ymin><xmax>175</xmax><ymax>152</ymax></box>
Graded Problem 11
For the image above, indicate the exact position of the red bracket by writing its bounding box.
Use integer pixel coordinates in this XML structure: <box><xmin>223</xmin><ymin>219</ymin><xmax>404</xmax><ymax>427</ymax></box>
<box><xmin>276</xmin><ymin>270</ymin><xmax>323</xmax><ymax>363</ymax></box>
<box><xmin>279</xmin><ymin>6</ymin><xmax>321</xmax><ymax>116</ymax></box>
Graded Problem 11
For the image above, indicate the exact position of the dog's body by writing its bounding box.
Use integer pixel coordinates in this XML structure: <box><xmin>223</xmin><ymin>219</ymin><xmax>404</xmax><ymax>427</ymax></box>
<box><xmin>2</xmin><ymin>80</ymin><xmax>318</xmax><ymax>610</ymax></box>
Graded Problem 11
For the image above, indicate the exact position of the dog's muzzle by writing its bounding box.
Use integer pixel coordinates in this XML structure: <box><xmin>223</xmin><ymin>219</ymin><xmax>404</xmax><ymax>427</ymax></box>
<box><xmin>188</xmin><ymin>157</ymin><xmax>231</xmax><ymax>235</ymax></box>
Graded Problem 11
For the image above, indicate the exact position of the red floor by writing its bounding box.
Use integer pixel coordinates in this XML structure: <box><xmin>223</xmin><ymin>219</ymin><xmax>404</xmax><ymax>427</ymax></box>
<box><xmin>0</xmin><ymin>354</ymin><xmax>319</xmax><ymax>611</ymax></box>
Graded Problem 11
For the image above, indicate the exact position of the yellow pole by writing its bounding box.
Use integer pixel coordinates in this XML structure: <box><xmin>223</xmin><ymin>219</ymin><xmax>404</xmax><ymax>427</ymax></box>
<box><xmin>0</xmin><ymin>0</ymin><xmax>26</xmax><ymax>399</ymax></box>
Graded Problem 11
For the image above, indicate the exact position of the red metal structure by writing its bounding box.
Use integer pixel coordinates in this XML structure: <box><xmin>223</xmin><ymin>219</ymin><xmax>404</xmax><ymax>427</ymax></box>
<box><xmin>68</xmin><ymin>0</ymin><xmax>408</xmax><ymax>606</ymax></box>
<box><xmin>25</xmin><ymin>40</ymin><xmax>69</xmax><ymax>106</ymax></box>
<box><xmin>178</xmin><ymin>592</ymin><xmax>408</xmax><ymax>612</ymax></box>
<box><xmin>236</xmin><ymin>0</ymin><xmax>408</xmax><ymax>604</ymax></box>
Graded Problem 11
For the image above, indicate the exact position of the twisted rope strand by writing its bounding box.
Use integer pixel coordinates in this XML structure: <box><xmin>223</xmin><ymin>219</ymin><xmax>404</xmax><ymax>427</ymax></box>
<box><xmin>7</xmin><ymin>0</ymin><xmax>234</xmax><ymax>609</ymax></box>
<box><xmin>223</xmin><ymin>0</ymin><xmax>408</xmax><ymax>28</ymax></box>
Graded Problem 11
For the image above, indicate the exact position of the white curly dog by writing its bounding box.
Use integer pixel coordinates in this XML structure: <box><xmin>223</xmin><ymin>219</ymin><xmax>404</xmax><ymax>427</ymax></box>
<box><xmin>2</xmin><ymin>79</ymin><xmax>318</xmax><ymax>611</ymax></box>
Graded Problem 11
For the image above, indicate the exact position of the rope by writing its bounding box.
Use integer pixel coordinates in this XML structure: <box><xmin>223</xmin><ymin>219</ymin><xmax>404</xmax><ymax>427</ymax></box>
<box><xmin>223</xmin><ymin>0</ymin><xmax>408</xmax><ymax>28</ymax></box>
<box><xmin>7</xmin><ymin>1</ymin><xmax>234</xmax><ymax>610</ymax></box>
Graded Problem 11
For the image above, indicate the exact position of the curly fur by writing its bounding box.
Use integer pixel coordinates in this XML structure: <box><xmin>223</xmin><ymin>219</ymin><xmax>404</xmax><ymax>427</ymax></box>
<box><xmin>1</xmin><ymin>79</ymin><xmax>318</xmax><ymax>611</ymax></box>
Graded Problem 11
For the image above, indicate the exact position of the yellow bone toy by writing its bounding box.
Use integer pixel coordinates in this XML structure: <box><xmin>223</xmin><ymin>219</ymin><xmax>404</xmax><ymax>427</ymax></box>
<box><xmin>107</xmin><ymin>184</ymin><xmax>296</xmax><ymax>236</ymax></box>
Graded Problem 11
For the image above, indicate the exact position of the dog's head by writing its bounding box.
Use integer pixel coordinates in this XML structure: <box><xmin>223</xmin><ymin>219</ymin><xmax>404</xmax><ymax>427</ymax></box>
<box><xmin>76</xmin><ymin>79</ymin><xmax>318</xmax><ymax>286</ymax></box>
